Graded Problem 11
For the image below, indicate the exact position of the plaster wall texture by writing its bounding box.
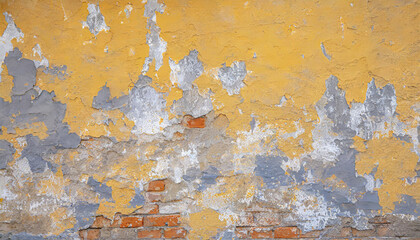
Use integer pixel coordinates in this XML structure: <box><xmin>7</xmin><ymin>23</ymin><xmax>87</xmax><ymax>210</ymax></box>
<box><xmin>0</xmin><ymin>0</ymin><xmax>419</xmax><ymax>239</ymax></box>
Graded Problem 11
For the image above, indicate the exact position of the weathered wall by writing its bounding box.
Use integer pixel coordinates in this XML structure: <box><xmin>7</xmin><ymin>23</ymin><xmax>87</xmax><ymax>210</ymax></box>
<box><xmin>0</xmin><ymin>0</ymin><xmax>419</xmax><ymax>239</ymax></box>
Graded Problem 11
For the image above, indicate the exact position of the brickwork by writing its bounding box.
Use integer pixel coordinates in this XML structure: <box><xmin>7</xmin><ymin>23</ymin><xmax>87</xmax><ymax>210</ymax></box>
<box><xmin>79</xmin><ymin>179</ymin><xmax>420</xmax><ymax>239</ymax></box>
<box><xmin>79</xmin><ymin>180</ymin><xmax>188</xmax><ymax>240</ymax></box>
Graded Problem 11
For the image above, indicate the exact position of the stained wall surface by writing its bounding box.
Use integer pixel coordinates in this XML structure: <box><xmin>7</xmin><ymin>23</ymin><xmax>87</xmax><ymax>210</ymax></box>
<box><xmin>0</xmin><ymin>0</ymin><xmax>419</xmax><ymax>239</ymax></box>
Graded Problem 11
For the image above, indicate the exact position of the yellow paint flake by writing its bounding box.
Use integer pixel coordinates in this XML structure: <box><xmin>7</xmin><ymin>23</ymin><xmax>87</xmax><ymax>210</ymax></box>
<box><xmin>356</xmin><ymin>136</ymin><xmax>419</xmax><ymax>213</ymax></box>
<box><xmin>188</xmin><ymin>208</ymin><xmax>227</xmax><ymax>240</ymax></box>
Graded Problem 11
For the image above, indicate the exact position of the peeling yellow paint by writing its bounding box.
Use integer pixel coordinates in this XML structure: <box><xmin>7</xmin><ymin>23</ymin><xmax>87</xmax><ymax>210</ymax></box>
<box><xmin>356</xmin><ymin>136</ymin><xmax>419</xmax><ymax>213</ymax></box>
<box><xmin>188</xmin><ymin>208</ymin><xmax>227</xmax><ymax>240</ymax></box>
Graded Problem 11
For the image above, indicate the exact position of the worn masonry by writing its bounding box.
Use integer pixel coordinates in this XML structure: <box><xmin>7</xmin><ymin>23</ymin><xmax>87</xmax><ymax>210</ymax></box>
<box><xmin>0</xmin><ymin>0</ymin><xmax>419</xmax><ymax>239</ymax></box>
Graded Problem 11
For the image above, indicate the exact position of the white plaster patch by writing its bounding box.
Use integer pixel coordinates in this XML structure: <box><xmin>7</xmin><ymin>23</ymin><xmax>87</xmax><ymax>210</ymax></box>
<box><xmin>278</xmin><ymin>120</ymin><xmax>305</xmax><ymax>139</ymax></box>
<box><xmin>0</xmin><ymin>175</ymin><xmax>17</xmax><ymax>201</ymax></box>
<box><xmin>311</xmin><ymin>105</ymin><xmax>342</xmax><ymax>163</ymax></box>
<box><xmin>82</xmin><ymin>4</ymin><xmax>110</xmax><ymax>36</ymax></box>
<box><xmin>217</xmin><ymin>61</ymin><xmax>247</xmax><ymax>95</ymax></box>
<box><xmin>32</xmin><ymin>44</ymin><xmax>49</xmax><ymax>68</ymax></box>
<box><xmin>141</xmin><ymin>0</ymin><xmax>167</xmax><ymax>73</ymax></box>
<box><xmin>0</xmin><ymin>12</ymin><xmax>24</xmax><ymax>82</ymax></box>
<box><xmin>127</xmin><ymin>86</ymin><xmax>169</xmax><ymax>135</ymax></box>
<box><xmin>293</xmin><ymin>189</ymin><xmax>340</xmax><ymax>232</ymax></box>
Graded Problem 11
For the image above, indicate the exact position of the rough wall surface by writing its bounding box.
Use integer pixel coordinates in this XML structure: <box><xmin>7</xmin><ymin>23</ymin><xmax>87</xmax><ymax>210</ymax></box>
<box><xmin>0</xmin><ymin>0</ymin><xmax>419</xmax><ymax>239</ymax></box>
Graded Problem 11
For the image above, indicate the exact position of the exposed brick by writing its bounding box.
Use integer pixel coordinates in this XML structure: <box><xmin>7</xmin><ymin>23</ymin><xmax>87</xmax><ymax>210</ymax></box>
<box><xmin>163</xmin><ymin>227</ymin><xmax>187</xmax><ymax>238</ymax></box>
<box><xmin>145</xmin><ymin>192</ymin><xmax>163</xmax><ymax>203</ymax></box>
<box><xmin>236</xmin><ymin>227</ymin><xmax>249</xmax><ymax>238</ymax></box>
<box><xmin>368</xmin><ymin>216</ymin><xmax>390</xmax><ymax>224</ymax></box>
<box><xmin>183</xmin><ymin>115</ymin><xmax>206</xmax><ymax>128</ymax></box>
<box><xmin>253</xmin><ymin>212</ymin><xmax>282</xmax><ymax>226</ymax></box>
<box><xmin>376</xmin><ymin>225</ymin><xmax>391</xmax><ymax>237</ymax></box>
<box><xmin>148</xmin><ymin>180</ymin><xmax>165</xmax><ymax>192</ymax></box>
<box><xmin>274</xmin><ymin>227</ymin><xmax>300</xmax><ymax>238</ymax></box>
<box><xmin>249</xmin><ymin>227</ymin><xmax>273</xmax><ymax>238</ymax></box>
<box><xmin>79</xmin><ymin>229</ymin><xmax>100</xmax><ymax>240</ymax></box>
<box><xmin>133</xmin><ymin>204</ymin><xmax>159</xmax><ymax>214</ymax></box>
<box><xmin>236</xmin><ymin>213</ymin><xmax>254</xmax><ymax>226</ymax></box>
<box><xmin>90</xmin><ymin>216</ymin><xmax>111</xmax><ymax>228</ymax></box>
<box><xmin>144</xmin><ymin>215</ymin><xmax>180</xmax><ymax>227</ymax></box>
<box><xmin>300</xmin><ymin>230</ymin><xmax>321</xmax><ymax>238</ymax></box>
<box><xmin>340</xmin><ymin>227</ymin><xmax>352</xmax><ymax>237</ymax></box>
<box><xmin>137</xmin><ymin>229</ymin><xmax>162</xmax><ymax>238</ymax></box>
<box><xmin>109</xmin><ymin>228</ymin><xmax>138</xmax><ymax>239</ymax></box>
<box><xmin>120</xmin><ymin>216</ymin><xmax>143</xmax><ymax>228</ymax></box>
<box><xmin>110</xmin><ymin>214</ymin><xmax>122</xmax><ymax>227</ymax></box>
<box><xmin>351</xmin><ymin>228</ymin><xmax>376</xmax><ymax>237</ymax></box>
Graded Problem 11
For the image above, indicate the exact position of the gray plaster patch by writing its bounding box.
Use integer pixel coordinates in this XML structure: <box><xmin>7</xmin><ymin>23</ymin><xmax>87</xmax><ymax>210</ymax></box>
<box><xmin>323</xmin><ymin>75</ymin><xmax>355</xmax><ymax>137</ymax></box>
<box><xmin>87</xmin><ymin>177</ymin><xmax>113</xmax><ymax>201</ymax></box>
<box><xmin>250</xmin><ymin>116</ymin><xmax>256</xmax><ymax>132</ymax></box>
<box><xmin>0</xmin><ymin>48</ymin><xmax>80</xmax><ymax>173</ymax></box>
<box><xmin>0</xmin><ymin>140</ymin><xmax>15</xmax><ymax>169</ymax></box>
<box><xmin>198</xmin><ymin>166</ymin><xmax>220</xmax><ymax>192</ymax></box>
<box><xmin>393</xmin><ymin>133</ymin><xmax>411</xmax><ymax>143</ymax></box>
<box><xmin>255</xmin><ymin>155</ymin><xmax>291</xmax><ymax>189</ymax></box>
<box><xmin>350</xmin><ymin>79</ymin><xmax>397</xmax><ymax>140</ymax></box>
<box><xmin>364</xmin><ymin>80</ymin><xmax>396</xmax><ymax>118</ymax></box>
<box><xmin>182</xmin><ymin>167</ymin><xmax>201</xmax><ymax>182</ymax></box>
<box><xmin>393</xmin><ymin>194</ymin><xmax>420</xmax><ymax>216</ymax></box>
<box><xmin>169</xmin><ymin>50</ymin><xmax>203</xmax><ymax>91</ymax></box>
<box><xmin>355</xmin><ymin>191</ymin><xmax>382</xmax><ymax>210</ymax></box>
<box><xmin>8</xmin><ymin>233</ymin><xmax>44</xmax><ymax>240</ymax></box>
<box><xmin>92</xmin><ymin>84</ymin><xmax>128</xmax><ymax>110</ymax></box>
<box><xmin>129</xmin><ymin>188</ymin><xmax>145</xmax><ymax>207</ymax></box>
<box><xmin>0</xmin><ymin>12</ymin><xmax>24</xmax><ymax>82</ymax></box>
<box><xmin>417</xmin><ymin>126</ymin><xmax>420</xmax><ymax>142</ymax></box>
<box><xmin>171</xmin><ymin>86</ymin><xmax>213</xmax><ymax>118</ymax></box>
<box><xmin>82</xmin><ymin>4</ymin><xmax>110</xmax><ymax>36</ymax></box>
<box><xmin>213</xmin><ymin>228</ymin><xmax>235</xmax><ymax>240</ymax></box>
<box><xmin>141</xmin><ymin>0</ymin><xmax>166</xmax><ymax>73</ymax></box>
<box><xmin>73</xmin><ymin>201</ymin><xmax>100</xmax><ymax>229</ymax></box>
<box><xmin>43</xmin><ymin>65</ymin><xmax>67</xmax><ymax>80</ymax></box>
<box><xmin>5</xmin><ymin>48</ymin><xmax>36</xmax><ymax>95</ymax></box>
<box><xmin>218</xmin><ymin>61</ymin><xmax>247</xmax><ymax>95</ymax></box>
<box><xmin>321</xmin><ymin>42</ymin><xmax>331</xmax><ymax>60</ymax></box>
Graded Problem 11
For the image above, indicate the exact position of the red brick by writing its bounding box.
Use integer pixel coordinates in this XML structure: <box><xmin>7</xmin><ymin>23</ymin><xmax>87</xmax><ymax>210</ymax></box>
<box><xmin>120</xmin><ymin>216</ymin><xmax>143</xmax><ymax>228</ymax></box>
<box><xmin>137</xmin><ymin>229</ymin><xmax>162</xmax><ymax>238</ymax></box>
<box><xmin>163</xmin><ymin>227</ymin><xmax>187</xmax><ymax>238</ymax></box>
<box><xmin>236</xmin><ymin>227</ymin><xmax>249</xmax><ymax>238</ymax></box>
<box><xmin>148</xmin><ymin>180</ymin><xmax>165</xmax><ymax>192</ymax></box>
<box><xmin>249</xmin><ymin>227</ymin><xmax>273</xmax><ymax>238</ymax></box>
<box><xmin>79</xmin><ymin>229</ymin><xmax>100</xmax><ymax>240</ymax></box>
<box><xmin>145</xmin><ymin>215</ymin><xmax>180</xmax><ymax>227</ymax></box>
<box><xmin>91</xmin><ymin>216</ymin><xmax>111</xmax><ymax>228</ymax></box>
<box><xmin>145</xmin><ymin>192</ymin><xmax>163</xmax><ymax>202</ymax></box>
<box><xmin>183</xmin><ymin>116</ymin><xmax>206</xmax><ymax>128</ymax></box>
<box><xmin>133</xmin><ymin>204</ymin><xmax>159</xmax><ymax>214</ymax></box>
<box><xmin>351</xmin><ymin>228</ymin><xmax>376</xmax><ymax>237</ymax></box>
<box><xmin>274</xmin><ymin>227</ymin><xmax>300</xmax><ymax>238</ymax></box>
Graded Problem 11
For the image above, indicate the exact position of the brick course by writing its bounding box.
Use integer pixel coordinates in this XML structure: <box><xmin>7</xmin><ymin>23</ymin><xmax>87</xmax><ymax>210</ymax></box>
<box><xmin>78</xmin><ymin>178</ymin><xmax>416</xmax><ymax>240</ymax></box>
